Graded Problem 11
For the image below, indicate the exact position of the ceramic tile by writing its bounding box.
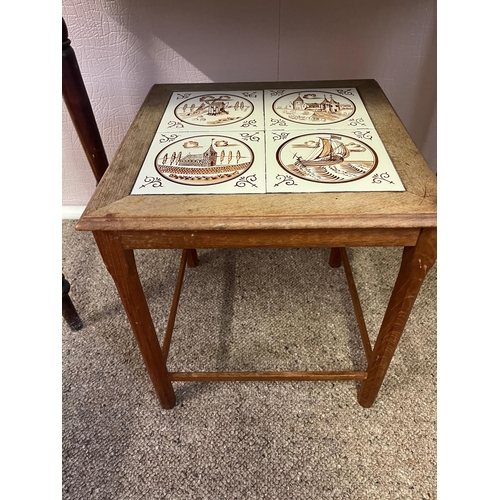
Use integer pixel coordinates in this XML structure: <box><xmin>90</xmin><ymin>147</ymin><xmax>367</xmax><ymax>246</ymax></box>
<box><xmin>265</xmin><ymin>129</ymin><xmax>405</xmax><ymax>193</ymax></box>
<box><xmin>264</xmin><ymin>88</ymin><xmax>374</xmax><ymax>131</ymax></box>
<box><xmin>132</xmin><ymin>88</ymin><xmax>405</xmax><ymax>196</ymax></box>
<box><xmin>131</xmin><ymin>131</ymin><xmax>266</xmax><ymax>195</ymax></box>
<box><xmin>157</xmin><ymin>91</ymin><xmax>265</xmax><ymax>132</ymax></box>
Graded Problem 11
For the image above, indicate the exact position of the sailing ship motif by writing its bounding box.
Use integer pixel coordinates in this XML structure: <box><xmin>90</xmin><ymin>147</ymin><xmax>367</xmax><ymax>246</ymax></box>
<box><xmin>278</xmin><ymin>133</ymin><xmax>377</xmax><ymax>184</ymax></box>
<box><xmin>293</xmin><ymin>136</ymin><xmax>351</xmax><ymax>167</ymax></box>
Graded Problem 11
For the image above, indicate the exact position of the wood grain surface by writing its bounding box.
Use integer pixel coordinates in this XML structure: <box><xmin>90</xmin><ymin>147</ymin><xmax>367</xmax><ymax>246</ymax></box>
<box><xmin>78</xmin><ymin>80</ymin><xmax>437</xmax><ymax>409</ymax></box>
<box><xmin>76</xmin><ymin>80</ymin><xmax>436</xmax><ymax>233</ymax></box>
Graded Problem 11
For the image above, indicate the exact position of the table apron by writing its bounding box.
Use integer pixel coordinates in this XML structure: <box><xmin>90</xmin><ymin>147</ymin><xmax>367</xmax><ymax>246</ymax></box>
<box><xmin>116</xmin><ymin>228</ymin><xmax>421</xmax><ymax>249</ymax></box>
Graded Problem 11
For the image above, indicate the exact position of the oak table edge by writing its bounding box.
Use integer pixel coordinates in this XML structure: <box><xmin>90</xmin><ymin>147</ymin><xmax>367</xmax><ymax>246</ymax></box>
<box><xmin>81</xmin><ymin>79</ymin><xmax>435</xmax><ymax>215</ymax></box>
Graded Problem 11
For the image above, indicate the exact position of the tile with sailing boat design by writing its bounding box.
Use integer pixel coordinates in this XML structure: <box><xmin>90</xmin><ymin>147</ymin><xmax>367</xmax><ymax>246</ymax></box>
<box><xmin>157</xmin><ymin>90</ymin><xmax>265</xmax><ymax>132</ymax></box>
<box><xmin>130</xmin><ymin>130</ymin><xmax>266</xmax><ymax>195</ymax></box>
<box><xmin>264</xmin><ymin>88</ymin><xmax>375</xmax><ymax>131</ymax></box>
<box><xmin>265</xmin><ymin>129</ymin><xmax>405</xmax><ymax>193</ymax></box>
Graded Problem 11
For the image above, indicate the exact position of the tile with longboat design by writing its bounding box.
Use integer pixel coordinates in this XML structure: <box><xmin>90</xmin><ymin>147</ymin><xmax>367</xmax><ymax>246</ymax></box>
<box><xmin>157</xmin><ymin>90</ymin><xmax>265</xmax><ymax>132</ymax></box>
<box><xmin>266</xmin><ymin>129</ymin><xmax>405</xmax><ymax>193</ymax></box>
<box><xmin>264</xmin><ymin>88</ymin><xmax>375</xmax><ymax>131</ymax></box>
<box><xmin>130</xmin><ymin>131</ymin><xmax>266</xmax><ymax>195</ymax></box>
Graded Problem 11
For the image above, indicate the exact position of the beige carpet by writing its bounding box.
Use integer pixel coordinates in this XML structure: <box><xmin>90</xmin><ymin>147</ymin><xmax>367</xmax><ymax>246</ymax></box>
<box><xmin>62</xmin><ymin>220</ymin><xmax>436</xmax><ymax>500</ymax></box>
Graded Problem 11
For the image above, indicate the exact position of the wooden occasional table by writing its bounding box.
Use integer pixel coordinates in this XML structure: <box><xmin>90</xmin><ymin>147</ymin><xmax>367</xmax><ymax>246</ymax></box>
<box><xmin>76</xmin><ymin>79</ymin><xmax>437</xmax><ymax>409</ymax></box>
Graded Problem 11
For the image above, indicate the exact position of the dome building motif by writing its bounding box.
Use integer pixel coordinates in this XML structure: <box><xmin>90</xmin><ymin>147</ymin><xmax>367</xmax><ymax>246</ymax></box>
<box><xmin>273</xmin><ymin>91</ymin><xmax>355</xmax><ymax>125</ymax></box>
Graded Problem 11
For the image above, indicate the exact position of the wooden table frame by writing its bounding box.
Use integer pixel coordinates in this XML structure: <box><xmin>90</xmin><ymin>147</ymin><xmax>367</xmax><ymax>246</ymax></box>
<box><xmin>76</xmin><ymin>79</ymin><xmax>437</xmax><ymax>409</ymax></box>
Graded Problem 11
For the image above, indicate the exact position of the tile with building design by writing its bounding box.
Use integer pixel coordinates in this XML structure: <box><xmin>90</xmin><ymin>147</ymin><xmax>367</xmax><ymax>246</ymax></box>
<box><xmin>156</xmin><ymin>90</ymin><xmax>265</xmax><ymax>132</ymax></box>
<box><xmin>130</xmin><ymin>131</ymin><xmax>266</xmax><ymax>195</ymax></box>
<box><xmin>265</xmin><ymin>129</ymin><xmax>405</xmax><ymax>193</ymax></box>
<box><xmin>264</xmin><ymin>88</ymin><xmax>375</xmax><ymax>131</ymax></box>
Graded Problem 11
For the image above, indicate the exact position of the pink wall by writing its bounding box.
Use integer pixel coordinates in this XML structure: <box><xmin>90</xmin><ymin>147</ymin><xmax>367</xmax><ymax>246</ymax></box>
<box><xmin>62</xmin><ymin>0</ymin><xmax>436</xmax><ymax>206</ymax></box>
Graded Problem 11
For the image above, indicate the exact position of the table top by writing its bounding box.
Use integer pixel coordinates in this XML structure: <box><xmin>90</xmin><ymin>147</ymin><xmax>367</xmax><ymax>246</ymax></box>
<box><xmin>76</xmin><ymin>79</ymin><xmax>436</xmax><ymax>233</ymax></box>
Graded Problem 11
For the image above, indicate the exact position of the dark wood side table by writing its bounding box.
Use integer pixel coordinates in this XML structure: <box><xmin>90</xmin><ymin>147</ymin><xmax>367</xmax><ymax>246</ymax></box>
<box><xmin>63</xmin><ymin>18</ymin><xmax>108</xmax><ymax>330</ymax></box>
<box><xmin>76</xmin><ymin>79</ymin><xmax>437</xmax><ymax>409</ymax></box>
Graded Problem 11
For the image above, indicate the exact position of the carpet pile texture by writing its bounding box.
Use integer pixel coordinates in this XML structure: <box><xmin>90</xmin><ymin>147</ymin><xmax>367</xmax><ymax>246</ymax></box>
<box><xmin>62</xmin><ymin>220</ymin><xmax>436</xmax><ymax>499</ymax></box>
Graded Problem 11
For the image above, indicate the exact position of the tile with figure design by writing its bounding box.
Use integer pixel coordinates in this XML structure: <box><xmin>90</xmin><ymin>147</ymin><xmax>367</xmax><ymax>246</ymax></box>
<box><xmin>264</xmin><ymin>88</ymin><xmax>375</xmax><ymax>131</ymax></box>
<box><xmin>157</xmin><ymin>90</ymin><xmax>265</xmax><ymax>132</ymax></box>
<box><xmin>130</xmin><ymin>130</ymin><xmax>266</xmax><ymax>195</ymax></box>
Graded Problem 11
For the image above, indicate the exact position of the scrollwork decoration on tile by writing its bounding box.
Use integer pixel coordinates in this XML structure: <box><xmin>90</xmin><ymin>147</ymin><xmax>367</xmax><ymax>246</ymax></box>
<box><xmin>242</xmin><ymin>92</ymin><xmax>257</xmax><ymax>98</ymax></box>
<box><xmin>159</xmin><ymin>134</ymin><xmax>179</xmax><ymax>143</ymax></box>
<box><xmin>335</xmin><ymin>88</ymin><xmax>354</xmax><ymax>96</ymax></box>
<box><xmin>167</xmin><ymin>120</ymin><xmax>184</xmax><ymax>129</ymax></box>
<box><xmin>272</xmin><ymin>132</ymin><xmax>290</xmax><ymax>142</ymax></box>
<box><xmin>348</xmin><ymin>118</ymin><xmax>366</xmax><ymax>127</ymax></box>
<box><xmin>372</xmin><ymin>172</ymin><xmax>394</xmax><ymax>184</ymax></box>
<box><xmin>241</xmin><ymin>120</ymin><xmax>257</xmax><ymax>128</ymax></box>
<box><xmin>139</xmin><ymin>176</ymin><xmax>163</xmax><ymax>189</ymax></box>
<box><xmin>176</xmin><ymin>93</ymin><xmax>192</xmax><ymax>99</ymax></box>
<box><xmin>353</xmin><ymin>130</ymin><xmax>373</xmax><ymax>140</ymax></box>
<box><xmin>240</xmin><ymin>132</ymin><xmax>260</xmax><ymax>142</ymax></box>
<box><xmin>270</xmin><ymin>118</ymin><xmax>288</xmax><ymax>127</ymax></box>
<box><xmin>270</xmin><ymin>90</ymin><xmax>285</xmax><ymax>97</ymax></box>
<box><xmin>235</xmin><ymin>174</ymin><xmax>258</xmax><ymax>188</ymax></box>
<box><xmin>274</xmin><ymin>174</ymin><xmax>298</xmax><ymax>187</ymax></box>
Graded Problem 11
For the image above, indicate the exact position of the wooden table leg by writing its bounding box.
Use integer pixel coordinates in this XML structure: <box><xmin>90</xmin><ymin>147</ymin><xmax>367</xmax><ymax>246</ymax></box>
<box><xmin>62</xmin><ymin>274</ymin><xmax>83</xmax><ymax>331</ymax></box>
<box><xmin>93</xmin><ymin>231</ymin><xmax>176</xmax><ymax>409</ymax></box>
<box><xmin>357</xmin><ymin>228</ymin><xmax>437</xmax><ymax>408</ymax></box>
<box><xmin>186</xmin><ymin>249</ymin><xmax>198</xmax><ymax>268</ymax></box>
<box><xmin>329</xmin><ymin>248</ymin><xmax>342</xmax><ymax>267</ymax></box>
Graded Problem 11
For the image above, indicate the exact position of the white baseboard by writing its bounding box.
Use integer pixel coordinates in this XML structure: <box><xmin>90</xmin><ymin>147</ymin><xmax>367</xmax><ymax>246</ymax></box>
<box><xmin>62</xmin><ymin>206</ymin><xmax>86</xmax><ymax>219</ymax></box>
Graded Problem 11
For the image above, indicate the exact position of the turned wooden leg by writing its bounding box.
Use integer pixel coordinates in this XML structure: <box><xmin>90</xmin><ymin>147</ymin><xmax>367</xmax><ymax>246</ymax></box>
<box><xmin>93</xmin><ymin>231</ymin><xmax>176</xmax><ymax>409</ymax></box>
<box><xmin>62</xmin><ymin>274</ymin><xmax>83</xmax><ymax>331</ymax></box>
<box><xmin>63</xmin><ymin>18</ymin><xmax>108</xmax><ymax>183</ymax></box>
<box><xmin>186</xmin><ymin>249</ymin><xmax>198</xmax><ymax>268</ymax></box>
<box><xmin>357</xmin><ymin>228</ymin><xmax>437</xmax><ymax>408</ymax></box>
<box><xmin>329</xmin><ymin>247</ymin><xmax>342</xmax><ymax>267</ymax></box>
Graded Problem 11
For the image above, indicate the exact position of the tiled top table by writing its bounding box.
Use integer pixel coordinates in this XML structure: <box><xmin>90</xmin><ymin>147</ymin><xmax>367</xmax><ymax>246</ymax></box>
<box><xmin>76</xmin><ymin>79</ymin><xmax>437</xmax><ymax>409</ymax></box>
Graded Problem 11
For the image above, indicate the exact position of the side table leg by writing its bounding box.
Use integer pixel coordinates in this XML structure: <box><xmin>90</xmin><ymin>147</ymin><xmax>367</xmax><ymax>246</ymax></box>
<box><xmin>329</xmin><ymin>248</ymin><xmax>342</xmax><ymax>267</ymax></box>
<box><xmin>186</xmin><ymin>249</ymin><xmax>198</xmax><ymax>268</ymax></box>
<box><xmin>357</xmin><ymin>228</ymin><xmax>437</xmax><ymax>408</ymax></box>
<box><xmin>93</xmin><ymin>231</ymin><xmax>176</xmax><ymax>409</ymax></box>
<box><xmin>62</xmin><ymin>274</ymin><xmax>83</xmax><ymax>331</ymax></box>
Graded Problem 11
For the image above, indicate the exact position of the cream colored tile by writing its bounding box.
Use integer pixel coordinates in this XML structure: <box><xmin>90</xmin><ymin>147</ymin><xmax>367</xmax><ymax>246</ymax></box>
<box><xmin>133</xmin><ymin>87</ymin><xmax>403</xmax><ymax>195</ymax></box>
<box><xmin>264</xmin><ymin>88</ymin><xmax>374</xmax><ymax>130</ymax></box>
<box><xmin>158</xmin><ymin>91</ymin><xmax>265</xmax><ymax>132</ymax></box>
<box><xmin>131</xmin><ymin>130</ymin><xmax>266</xmax><ymax>195</ymax></box>
<box><xmin>265</xmin><ymin>128</ymin><xmax>405</xmax><ymax>193</ymax></box>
